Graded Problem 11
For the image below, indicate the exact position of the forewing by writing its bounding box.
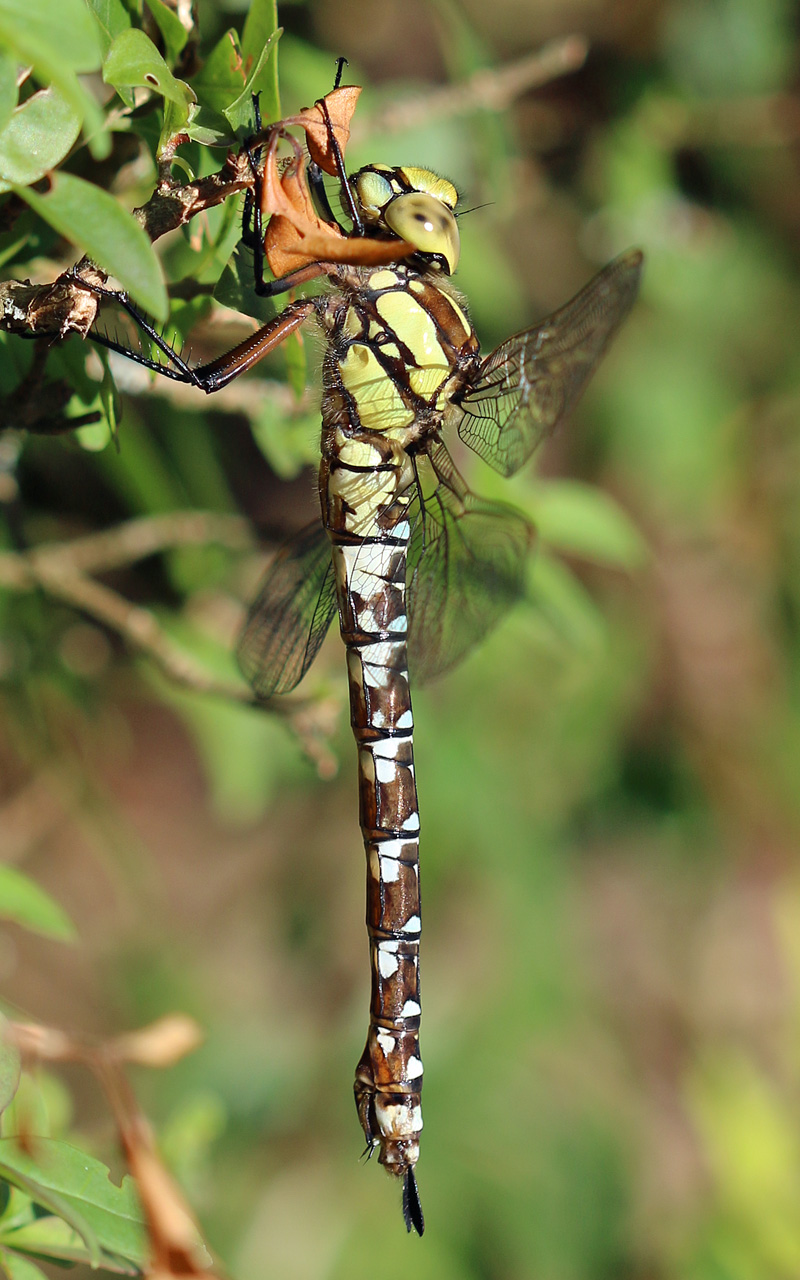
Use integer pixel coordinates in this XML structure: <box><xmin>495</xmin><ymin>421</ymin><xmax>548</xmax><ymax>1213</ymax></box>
<box><xmin>407</xmin><ymin>473</ymin><xmax>534</xmax><ymax>684</ymax></box>
<box><xmin>455</xmin><ymin>249</ymin><xmax>643</xmax><ymax>477</ymax></box>
<box><xmin>236</xmin><ymin>521</ymin><xmax>338</xmax><ymax>697</ymax></box>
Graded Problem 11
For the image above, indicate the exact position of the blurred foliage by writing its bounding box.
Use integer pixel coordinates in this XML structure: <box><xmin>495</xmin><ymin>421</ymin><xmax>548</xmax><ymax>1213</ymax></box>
<box><xmin>2</xmin><ymin>0</ymin><xmax>800</xmax><ymax>1278</ymax></box>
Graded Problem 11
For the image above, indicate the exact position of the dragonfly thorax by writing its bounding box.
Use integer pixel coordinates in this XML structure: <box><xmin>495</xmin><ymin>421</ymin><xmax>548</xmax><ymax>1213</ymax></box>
<box><xmin>349</xmin><ymin>164</ymin><xmax>460</xmax><ymax>274</ymax></box>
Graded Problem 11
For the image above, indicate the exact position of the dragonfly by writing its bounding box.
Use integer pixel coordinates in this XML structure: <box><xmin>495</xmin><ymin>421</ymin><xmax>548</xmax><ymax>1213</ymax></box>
<box><xmin>81</xmin><ymin>77</ymin><xmax>642</xmax><ymax>1235</ymax></box>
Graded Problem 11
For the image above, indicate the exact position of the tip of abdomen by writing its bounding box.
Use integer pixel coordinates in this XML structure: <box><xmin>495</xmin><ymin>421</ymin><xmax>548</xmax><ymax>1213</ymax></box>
<box><xmin>402</xmin><ymin>1168</ymin><xmax>425</xmax><ymax>1235</ymax></box>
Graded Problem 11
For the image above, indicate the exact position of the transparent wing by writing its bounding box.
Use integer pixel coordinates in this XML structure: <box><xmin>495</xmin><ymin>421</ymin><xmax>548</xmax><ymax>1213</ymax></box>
<box><xmin>236</xmin><ymin>520</ymin><xmax>338</xmax><ymax>697</ymax></box>
<box><xmin>406</xmin><ymin>449</ymin><xmax>535</xmax><ymax>683</ymax></box>
<box><xmin>455</xmin><ymin>249</ymin><xmax>643</xmax><ymax>477</ymax></box>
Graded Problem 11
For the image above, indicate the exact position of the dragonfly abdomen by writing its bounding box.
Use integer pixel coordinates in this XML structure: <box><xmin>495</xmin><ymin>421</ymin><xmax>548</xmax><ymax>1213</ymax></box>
<box><xmin>331</xmin><ymin>530</ymin><xmax>424</xmax><ymax>1187</ymax></box>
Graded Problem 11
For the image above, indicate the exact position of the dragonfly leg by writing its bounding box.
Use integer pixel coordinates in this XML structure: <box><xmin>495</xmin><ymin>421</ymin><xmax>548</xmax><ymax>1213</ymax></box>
<box><xmin>72</xmin><ymin>269</ymin><xmax>320</xmax><ymax>393</ymax></box>
<box><xmin>239</xmin><ymin>124</ymin><xmax>332</xmax><ymax>299</ymax></box>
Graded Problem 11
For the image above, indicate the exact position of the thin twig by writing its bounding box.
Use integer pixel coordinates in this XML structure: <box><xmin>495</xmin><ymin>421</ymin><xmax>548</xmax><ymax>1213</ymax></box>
<box><xmin>0</xmin><ymin>150</ymin><xmax>256</xmax><ymax>342</ymax></box>
<box><xmin>23</xmin><ymin>510</ymin><xmax>253</xmax><ymax>576</ymax></box>
<box><xmin>0</xmin><ymin>514</ymin><xmax>341</xmax><ymax>771</ymax></box>
<box><xmin>354</xmin><ymin>37</ymin><xmax>589</xmax><ymax>140</ymax></box>
<box><xmin>22</xmin><ymin>564</ymin><xmax>262</xmax><ymax>704</ymax></box>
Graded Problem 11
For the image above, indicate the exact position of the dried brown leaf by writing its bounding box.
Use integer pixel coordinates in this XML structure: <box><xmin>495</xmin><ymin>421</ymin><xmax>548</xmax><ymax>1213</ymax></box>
<box><xmin>285</xmin><ymin>85</ymin><xmax>362</xmax><ymax>175</ymax></box>
<box><xmin>110</xmin><ymin>1016</ymin><xmax>204</xmax><ymax>1068</ymax></box>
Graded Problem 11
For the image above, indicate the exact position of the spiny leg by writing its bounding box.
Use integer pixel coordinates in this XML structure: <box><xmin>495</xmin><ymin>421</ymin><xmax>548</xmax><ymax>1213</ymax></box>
<box><xmin>75</xmin><ymin>271</ymin><xmax>318</xmax><ymax>392</ymax></box>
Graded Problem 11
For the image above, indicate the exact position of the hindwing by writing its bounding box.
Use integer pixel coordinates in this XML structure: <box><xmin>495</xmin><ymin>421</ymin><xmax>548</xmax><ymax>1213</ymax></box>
<box><xmin>454</xmin><ymin>249</ymin><xmax>643</xmax><ymax>477</ymax></box>
<box><xmin>236</xmin><ymin>521</ymin><xmax>338</xmax><ymax>697</ymax></box>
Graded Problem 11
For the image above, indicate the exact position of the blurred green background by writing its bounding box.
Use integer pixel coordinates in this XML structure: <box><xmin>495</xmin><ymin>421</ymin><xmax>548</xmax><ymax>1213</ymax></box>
<box><xmin>5</xmin><ymin>0</ymin><xmax>800</xmax><ymax>1276</ymax></box>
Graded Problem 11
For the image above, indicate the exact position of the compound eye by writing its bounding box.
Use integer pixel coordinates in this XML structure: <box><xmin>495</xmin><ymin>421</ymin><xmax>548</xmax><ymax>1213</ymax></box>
<box><xmin>354</xmin><ymin>169</ymin><xmax>394</xmax><ymax>216</ymax></box>
<box><xmin>383</xmin><ymin>193</ymin><xmax>460</xmax><ymax>273</ymax></box>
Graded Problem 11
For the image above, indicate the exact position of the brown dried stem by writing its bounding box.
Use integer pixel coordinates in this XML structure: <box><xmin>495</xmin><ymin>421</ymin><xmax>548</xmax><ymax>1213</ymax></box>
<box><xmin>354</xmin><ymin>37</ymin><xmax>589</xmax><ymax>140</ymax></box>
<box><xmin>0</xmin><ymin>147</ymin><xmax>257</xmax><ymax>341</ymax></box>
<box><xmin>7</xmin><ymin>1015</ymin><xmax>217</xmax><ymax>1280</ymax></box>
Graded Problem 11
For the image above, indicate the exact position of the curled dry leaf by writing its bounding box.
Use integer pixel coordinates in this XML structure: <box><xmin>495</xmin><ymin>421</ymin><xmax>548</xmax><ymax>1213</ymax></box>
<box><xmin>110</xmin><ymin>1015</ymin><xmax>204</xmax><ymax>1068</ymax></box>
<box><xmin>285</xmin><ymin>85</ymin><xmax>362</xmax><ymax>176</ymax></box>
<box><xmin>260</xmin><ymin>86</ymin><xmax>415</xmax><ymax>278</ymax></box>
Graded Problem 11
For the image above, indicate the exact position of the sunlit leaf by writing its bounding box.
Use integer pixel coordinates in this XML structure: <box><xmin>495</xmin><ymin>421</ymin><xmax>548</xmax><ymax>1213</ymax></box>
<box><xmin>223</xmin><ymin>29</ymin><xmax>280</xmax><ymax>134</ymax></box>
<box><xmin>0</xmin><ymin>1140</ymin><xmax>147</xmax><ymax>1268</ymax></box>
<box><xmin>0</xmin><ymin>0</ymin><xmax>101</xmax><ymax>70</ymax></box>
<box><xmin>189</xmin><ymin>28</ymin><xmax>245</xmax><ymax>116</ymax></box>
<box><xmin>241</xmin><ymin>0</ymin><xmax>280</xmax><ymax>123</ymax></box>
<box><xmin>103</xmin><ymin>28</ymin><xmax>195</xmax><ymax>108</ymax></box>
<box><xmin>0</xmin><ymin>88</ymin><xmax>81</xmax><ymax>195</ymax></box>
<box><xmin>532</xmin><ymin>480</ymin><xmax>649</xmax><ymax>569</ymax></box>
<box><xmin>85</xmin><ymin>0</ymin><xmax>131</xmax><ymax>58</ymax></box>
<box><xmin>0</xmin><ymin>1215</ymin><xmax>139</xmax><ymax>1272</ymax></box>
<box><xmin>0</xmin><ymin>50</ymin><xmax>18</xmax><ymax>136</ymax></box>
<box><xmin>15</xmin><ymin>172</ymin><xmax>168</xmax><ymax>321</ymax></box>
<box><xmin>0</xmin><ymin>1248</ymin><xmax>48</xmax><ymax>1280</ymax></box>
<box><xmin>143</xmin><ymin>0</ymin><xmax>188</xmax><ymax>67</ymax></box>
<box><xmin>0</xmin><ymin>0</ymin><xmax>107</xmax><ymax>156</ymax></box>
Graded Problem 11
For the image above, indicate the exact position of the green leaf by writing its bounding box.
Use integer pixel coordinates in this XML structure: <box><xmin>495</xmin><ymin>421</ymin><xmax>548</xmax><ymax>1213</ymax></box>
<box><xmin>143</xmin><ymin>0</ymin><xmax>188</xmax><ymax>67</ymax></box>
<box><xmin>0</xmin><ymin>1248</ymin><xmax>48</xmax><ymax>1280</ymax></box>
<box><xmin>160</xmin><ymin>95</ymin><xmax>193</xmax><ymax>151</ymax></box>
<box><xmin>189</xmin><ymin>28</ymin><xmax>247</xmax><ymax>115</ymax></box>
<box><xmin>0</xmin><ymin>1140</ymin><xmax>147</xmax><ymax>1268</ymax></box>
<box><xmin>0</xmin><ymin>0</ymin><xmax>107</xmax><ymax>158</ymax></box>
<box><xmin>0</xmin><ymin>1215</ymin><xmax>137</xmax><ymax>1270</ymax></box>
<box><xmin>0</xmin><ymin>866</ymin><xmax>76</xmax><ymax>942</ymax></box>
<box><xmin>533</xmin><ymin>480</ymin><xmax>649</xmax><ymax>570</ymax></box>
<box><xmin>214</xmin><ymin>245</ymin><xmax>275</xmax><ymax>323</ymax></box>
<box><xmin>241</xmin><ymin>0</ymin><xmax>280</xmax><ymax>123</ymax></box>
<box><xmin>103</xmin><ymin>29</ymin><xmax>195</xmax><ymax>108</ymax></box>
<box><xmin>1</xmin><ymin>1216</ymin><xmax>88</xmax><ymax>1262</ymax></box>
<box><xmin>0</xmin><ymin>0</ymin><xmax>102</xmax><ymax>73</ymax></box>
<box><xmin>0</xmin><ymin>88</ymin><xmax>82</xmax><ymax>195</ymax></box>
<box><xmin>250</xmin><ymin>400</ymin><xmax>318</xmax><ymax>480</ymax></box>
<box><xmin>527</xmin><ymin>550</ymin><xmax>606</xmax><ymax>653</ymax></box>
<box><xmin>0</xmin><ymin>1187</ymin><xmax>35</xmax><ymax>1234</ymax></box>
<box><xmin>2</xmin><ymin>1074</ymin><xmax>72</xmax><ymax>1145</ymax></box>
<box><xmin>15</xmin><ymin>172</ymin><xmax>168</xmax><ymax>321</ymax></box>
<box><xmin>223</xmin><ymin>29</ymin><xmax>281</xmax><ymax>133</ymax></box>
<box><xmin>85</xmin><ymin>0</ymin><xmax>131</xmax><ymax>58</ymax></box>
<box><xmin>284</xmin><ymin>331</ymin><xmax>307</xmax><ymax>404</ymax></box>
<box><xmin>0</xmin><ymin>50</ymin><xmax>18</xmax><ymax>137</ymax></box>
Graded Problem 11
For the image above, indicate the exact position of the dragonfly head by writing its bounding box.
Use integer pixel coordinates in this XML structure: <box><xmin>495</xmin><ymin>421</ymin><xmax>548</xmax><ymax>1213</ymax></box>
<box><xmin>349</xmin><ymin>164</ymin><xmax>460</xmax><ymax>274</ymax></box>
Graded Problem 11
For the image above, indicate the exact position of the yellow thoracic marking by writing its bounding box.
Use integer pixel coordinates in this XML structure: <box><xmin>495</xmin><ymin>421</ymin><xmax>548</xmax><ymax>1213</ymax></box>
<box><xmin>408</xmin><ymin>366</ymin><xmax>449</xmax><ymax>399</ymax></box>
<box><xmin>334</xmin><ymin>428</ymin><xmax>385</xmax><ymax>469</ymax></box>
<box><xmin>343</xmin><ymin>308</ymin><xmax>365</xmax><ymax>338</ymax></box>
<box><xmin>369</xmin><ymin>269</ymin><xmax>402</xmax><ymax>291</ymax></box>
<box><xmin>375</xmin><ymin>291</ymin><xmax>448</xmax><ymax>370</ymax></box>
<box><xmin>340</xmin><ymin>344</ymin><xmax>413</xmax><ymax>434</ymax></box>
